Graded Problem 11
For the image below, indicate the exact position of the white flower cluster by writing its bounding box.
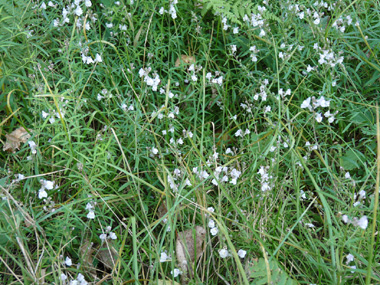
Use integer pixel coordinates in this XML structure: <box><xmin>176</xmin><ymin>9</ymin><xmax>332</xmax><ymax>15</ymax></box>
<box><xmin>234</xmin><ymin>129</ymin><xmax>250</xmax><ymax>138</ymax></box>
<box><xmin>342</xmin><ymin>215</ymin><xmax>368</xmax><ymax>230</ymax></box>
<box><xmin>187</xmin><ymin>63</ymin><xmax>202</xmax><ymax>82</ymax></box>
<box><xmin>208</xmin><ymin>218</ymin><xmax>218</xmax><ymax>236</ymax></box>
<box><xmin>167</xmin><ymin>168</ymin><xmax>192</xmax><ymax>193</ymax></box>
<box><xmin>221</xmin><ymin>17</ymin><xmax>230</xmax><ymax>31</ymax></box>
<box><xmin>99</xmin><ymin>226</ymin><xmax>117</xmax><ymax>241</ymax></box>
<box><xmin>314</xmin><ymin>46</ymin><xmax>344</xmax><ymax>68</ymax></box>
<box><xmin>230</xmin><ymin>45</ymin><xmax>237</xmax><ymax>55</ymax></box>
<box><xmin>97</xmin><ymin>89</ymin><xmax>112</xmax><ymax>101</ymax></box>
<box><xmin>249</xmin><ymin>45</ymin><xmax>259</xmax><ymax>62</ymax></box>
<box><xmin>295</xmin><ymin>142</ymin><xmax>318</xmax><ymax>168</ymax></box>
<box><xmin>206</xmin><ymin>71</ymin><xmax>224</xmax><ymax>86</ymax></box>
<box><xmin>219</xmin><ymin>248</ymin><xmax>246</xmax><ymax>259</ymax></box>
<box><xmin>85</xmin><ymin>202</ymin><xmax>96</xmax><ymax>219</ymax></box>
<box><xmin>121</xmin><ymin>103</ymin><xmax>134</xmax><ymax>111</ymax></box>
<box><xmin>301</xmin><ymin>95</ymin><xmax>337</xmax><ymax>123</ymax></box>
<box><xmin>258</xmin><ymin>166</ymin><xmax>273</xmax><ymax>192</ymax></box>
<box><xmin>353</xmin><ymin>190</ymin><xmax>366</xmax><ymax>207</ymax></box>
<box><xmin>332</xmin><ymin>15</ymin><xmax>353</xmax><ymax>33</ymax></box>
<box><xmin>53</xmin><ymin>0</ymin><xmax>96</xmax><ymax>29</ymax></box>
<box><xmin>60</xmin><ymin>272</ymin><xmax>88</xmax><ymax>285</ymax></box>
<box><xmin>42</xmin><ymin>106</ymin><xmax>66</xmax><ymax>124</ymax></box>
<box><xmin>28</xmin><ymin>141</ymin><xmax>37</xmax><ymax>155</ymax></box>
<box><xmin>139</xmin><ymin>67</ymin><xmax>160</xmax><ymax>91</ymax></box>
<box><xmin>345</xmin><ymin>253</ymin><xmax>356</xmax><ymax>273</ymax></box>
<box><xmin>253</xmin><ymin>79</ymin><xmax>269</xmax><ymax>101</ymax></box>
<box><xmin>81</xmin><ymin>51</ymin><xmax>102</xmax><ymax>65</ymax></box>
<box><xmin>243</xmin><ymin>8</ymin><xmax>265</xmax><ymax>29</ymax></box>
<box><xmin>38</xmin><ymin>179</ymin><xmax>55</xmax><ymax>199</ymax></box>
<box><xmin>159</xmin><ymin>0</ymin><xmax>178</xmax><ymax>19</ymax></box>
<box><xmin>313</xmin><ymin>1</ymin><xmax>335</xmax><ymax>11</ymax></box>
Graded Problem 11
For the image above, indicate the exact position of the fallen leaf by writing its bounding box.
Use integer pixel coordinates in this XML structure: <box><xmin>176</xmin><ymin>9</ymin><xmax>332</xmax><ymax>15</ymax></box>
<box><xmin>175</xmin><ymin>55</ymin><xmax>196</xmax><ymax>67</ymax></box>
<box><xmin>176</xmin><ymin>226</ymin><xmax>206</xmax><ymax>276</ymax></box>
<box><xmin>3</xmin><ymin>127</ymin><xmax>31</xmax><ymax>153</ymax></box>
<box><xmin>80</xmin><ymin>239</ymin><xmax>97</xmax><ymax>278</ymax></box>
<box><xmin>157</xmin><ymin>201</ymin><xmax>168</xmax><ymax>220</ymax></box>
<box><xmin>97</xmin><ymin>242</ymin><xmax>119</xmax><ymax>270</ymax></box>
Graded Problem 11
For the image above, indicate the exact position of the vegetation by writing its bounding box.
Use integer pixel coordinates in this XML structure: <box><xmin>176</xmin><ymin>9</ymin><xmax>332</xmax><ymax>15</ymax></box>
<box><xmin>1</xmin><ymin>0</ymin><xmax>379</xmax><ymax>284</ymax></box>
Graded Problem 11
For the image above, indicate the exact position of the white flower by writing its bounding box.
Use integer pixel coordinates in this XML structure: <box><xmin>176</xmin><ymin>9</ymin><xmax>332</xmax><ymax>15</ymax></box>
<box><xmin>28</xmin><ymin>141</ymin><xmax>37</xmax><ymax>154</ymax></box>
<box><xmin>238</xmin><ymin>249</ymin><xmax>247</xmax><ymax>258</ymax></box>
<box><xmin>219</xmin><ymin>248</ymin><xmax>229</xmax><ymax>258</ymax></box>
<box><xmin>345</xmin><ymin>172</ymin><xmax>351</xmax><ymax>179</ymax></box>
<box><xmin>40</xmin><ymin>2</ymin><xmax>47</xmax><ymax>9</ymax></box>
<box><xmin>171</xmin><ymin>268</ymin><xmax>182</xmax><ymax>277</ymax></box>
<box><xmin>342</xmin><ymin>215</ymin><xmax>349</xmax><ymax>224</ymax></box>
<box><xmin>74</xmin><ymin>6</ymin><xmax>83</xmax><ymax>16</ymax></box>
<box><xmin>210</xmin><ymin>227</ymin><xmax>218</xmax><ymax>236</ymax></box>
<box><xmin>65</xmin><ymin>256</ymin><xmax>72</xmax><ymax>266</ymax></box>
<box><xmin>99</xmin><ymin>233</ymin><xmax>107</xmax><ymax>240</ymax></box>
<box><xmin>208</xmin><ymin>219</ymin><xmax>215</xmax><ymax>228</ymax></box>
<box><xmin>85</xmin><ymin>202</ymin><xmax>93</xmax><ymax>210</ymax></box>
<box><xmin>38</xmin><ymin>189</ymin><xmax>48</xmax><ymax>199</ymax></box>
<box><xmin>315</xmin><ymin>113</ymin><xmax>323</xmax><ymax>123</ymax></box>
<box><xmin>207</xmin><ymin>207</ymin><xmax>215</xmax><ymax>213</ymax></box>
<box><xmin>356</xmin><ymin>216</ymin><xmax>368</xmax><ymax>230</ymax></box>
<box><xmin>160</xmin><ymin>252</ymin><xmax>170</xmax><ymax>262</ymax></box>
<box><xmin>109</xmin><ymin>232</ymin><xmax>117</xmax><ymax>240</ymax></box>
<box><xmin>87</xmin><ymin>210</ymin><xmax>95</xmax><ymax>219</ymax></box>
<box><xmin>77</xmin><ymin>273</ymin><xmax>86</xmax><ymax>282</ymax></box>
<box><xmin>41</xmin><ymin>179</ymin><xmax>54</xmax><ymax>190</ymax></box>
<box><xmin>61</xmin><ymin>273</ymin><xmax>67</xmax><ymax>281</ymax></box>
<box><xmin>151</xmin><ymin>147</ymin><xmax>158</xmax><ymax>155</ymax></box>
<box><xmin>85</xmin><ymin>0</ymin><xmax>92</xmax><ymax>7</ymax></box>
<box><xmin>350</xmin><ymin>265</ymin><xmax>356</xmax><ymax>273</ymax></box>
<box><xmin>235</xmin><ymin>129</ymin><xmax>243</xmax><ymax>137</ymax></box>
<box><xmin>305</xmin><ymin>223</ymin><xmax>315</xmax><ymax>228</ymax></box>
<box><xmin>94</xmin><ymin>53</ymin><xmax>102</xmax><ymax>63</ymax></box>
<box><xmin>346</xmin><ymin>253</ymin><xmax>354</xmax><ymax>264</ymax></box>
<box><xmin>301</xmin><ymin>97</ymin><xmax>311</xmax><ymax>110</ymax></box>
<box><xmin>233</xmin><ymin>27</ymin><xmax>239</xmax><ymax>34</ymax></box>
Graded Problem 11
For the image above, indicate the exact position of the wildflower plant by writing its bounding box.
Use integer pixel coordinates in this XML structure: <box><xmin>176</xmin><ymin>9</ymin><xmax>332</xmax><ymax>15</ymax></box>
<box><xmin>0</xmin><ymin>0</ymin><xmax>379</xmax><ymax>284</ymax></box>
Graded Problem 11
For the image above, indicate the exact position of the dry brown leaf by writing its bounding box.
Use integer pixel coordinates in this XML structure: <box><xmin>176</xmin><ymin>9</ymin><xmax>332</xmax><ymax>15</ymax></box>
<box><xmin>157</xmin><ymin>201</ymin><xmax>168</xmax><ymax>220</ymax></box>
<box><xmin>97</xmin><ymin>242</ymin><xmax>119</xmax><ymax>270</ymax></box>
<box><xmin>175</xmin><ymin>55</ymin><xmax>196</xmax><ymax>67</ymax></box>
<box><xmin>3</xmin><ymin>127</ymin><xmax>31</xmax><ymax>153</ymax></box>
<box><xmin>176</xmin><ymin>226</ymin><xmax>206</xmax><ymax>276</ymax></box>
<box><xmin>80</xmin><ymin>240</ymin><xmax>97</xmax><ymax>278</ymax></box>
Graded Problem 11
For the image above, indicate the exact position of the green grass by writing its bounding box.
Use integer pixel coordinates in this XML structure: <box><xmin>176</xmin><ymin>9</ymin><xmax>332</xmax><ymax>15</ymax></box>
<box><xmin>1</xmin><ymin>0</ymin><xmax>379</xmax><ymax>284</ymax></box>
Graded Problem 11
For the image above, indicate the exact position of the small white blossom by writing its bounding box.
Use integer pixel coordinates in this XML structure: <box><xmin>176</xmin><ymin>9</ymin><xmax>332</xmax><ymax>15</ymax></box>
<box><xmin>238</xmin><ymin>249</ymin><xmax>247</xmax><ymax>258</ymax></box>
<box><xmin>346</xmin><ymin>253</ymin><xmax>354</xmax><ymax>264</ymax></box>
<box><xmin>210</xmin><ymin>227</ymin><xmax>218</xmax><ymax>236</ymax></box>
<box><xmin>171</xmin><ymin>268</ymin><xmax>182</xmax><ymax>277</ymax></box>
<box><xmin>65</xmin><ymin>257</ymin><xmax>72</xmax><ymax>266</ymax></box>
<box><xmin>87</xmin><ymin>210</ymin><xmax>95</xmax><ymax>219</ymax></box>
<box><xmin>219</xmin><ymin>248</ymin><xmax>229</xmax><ymax>258</ymax></box>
